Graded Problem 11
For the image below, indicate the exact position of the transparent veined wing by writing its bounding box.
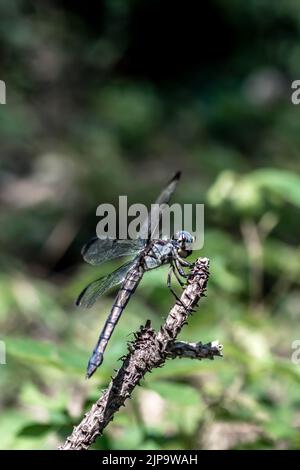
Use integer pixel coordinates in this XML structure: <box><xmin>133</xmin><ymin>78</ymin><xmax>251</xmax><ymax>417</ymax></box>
<box><xmin>139</xmin><ymin>171</ymin><xmax>181</xmax><ymax>240</ymax></box>
<box><xmin>81</xmin><ymin>237</ymin><xmax>146</xmax><ymax>266</ymax></box>
<box><xmin>76</xmin><ymin>259</ymin><xmax>137</xmax><ymax>308</ymax></box>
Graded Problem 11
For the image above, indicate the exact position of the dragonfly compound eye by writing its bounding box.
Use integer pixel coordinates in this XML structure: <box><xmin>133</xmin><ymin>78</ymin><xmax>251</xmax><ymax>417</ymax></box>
<box><xmin>174</xmin><ymin>231</ymin><xmax>194</xmax><ymax>257</ymax></box>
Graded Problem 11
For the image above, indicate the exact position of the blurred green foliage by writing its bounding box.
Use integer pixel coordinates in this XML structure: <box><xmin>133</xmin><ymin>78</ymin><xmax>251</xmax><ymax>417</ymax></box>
<box><xmin>1</xmin><ymin>0</ymin><xmax>300</xmax><ymax>450</ymax></box>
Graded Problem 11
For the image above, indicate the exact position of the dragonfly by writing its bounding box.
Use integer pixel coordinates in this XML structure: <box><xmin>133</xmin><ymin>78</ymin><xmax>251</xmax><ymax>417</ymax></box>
<box><xmin>76</xmin><ymin>172</ymin><xmax>194</xmax><ymax>378</ymax></box>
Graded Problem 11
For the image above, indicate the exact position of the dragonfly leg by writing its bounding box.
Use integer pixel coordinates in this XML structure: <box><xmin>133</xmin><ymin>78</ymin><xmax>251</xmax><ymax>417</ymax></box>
<box><xmin>178</xmin><ymin>257</ymin><xmax>194</xmax><ymax>268</ymax></box>
<box><xmin>172</xmin><ymin>247</ymin><xmax>194</xmax><ymax>268</ymax></box>
<box><xmin>171</xmin><ymin>248</ymin><xmax>189</xmax><ymax>278</ymax></box>
<box><xmin>171</xmin><ymin>259</ymin><xmax>185</xmax><ymax>287</ymax></box>
<box><xmin>167</xmin><ymin>266</ymin><xmax>187</xmax><ymax>309</ymax></box>
<box><xmin>174</xmin><ymin>259</ymin><xmax>189</xmax><ymax>279</ymax></box>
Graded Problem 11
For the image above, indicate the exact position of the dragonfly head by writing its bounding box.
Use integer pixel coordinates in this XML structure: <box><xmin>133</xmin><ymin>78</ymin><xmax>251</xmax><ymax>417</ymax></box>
<box><xmin>173</xmin><ymin>230</ymin><xmax>194</xmax><ymax>258</ymax></box>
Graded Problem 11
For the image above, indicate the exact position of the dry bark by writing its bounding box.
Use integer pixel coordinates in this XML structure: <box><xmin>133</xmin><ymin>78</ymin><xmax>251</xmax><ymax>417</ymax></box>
<box><xmin>60</xmin><ymin>257</ymin><xmax>222</xmax><ymax>450</ymax></box>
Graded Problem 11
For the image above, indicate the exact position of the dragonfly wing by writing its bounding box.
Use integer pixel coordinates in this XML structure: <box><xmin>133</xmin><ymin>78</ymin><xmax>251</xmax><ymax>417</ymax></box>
<box><xmin>140</xmin><ymin>171</ymin><xmax>181</xmax><ymax>240</ymax></box>
<box><xmin>76</xmin><ymin>259</ymin><xmax>137</xmax><ymax>308</ymax></box>
<box><xmin>82</xmin><ymin>237</ymin><xmax>145</xmax><ymax>265</ymax></box>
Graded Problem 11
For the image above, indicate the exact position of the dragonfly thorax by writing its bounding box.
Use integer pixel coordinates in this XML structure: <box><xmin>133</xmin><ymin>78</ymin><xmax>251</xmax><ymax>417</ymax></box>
<box><xmin>143</xmin><ymin>231</ymin><xmax>194</xmax><ymax>271</ymax></box>
<box><xmin>143</xmin><ymin>240</ymin><xmax>175</xmax><ymax>270</ymax></box>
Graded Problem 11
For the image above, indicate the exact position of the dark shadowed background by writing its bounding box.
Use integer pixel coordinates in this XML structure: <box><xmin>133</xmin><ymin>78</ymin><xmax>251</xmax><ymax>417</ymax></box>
<box><xmin>1</xmin><ymin>0</ymin><xmax>300</xmax><ymax>450</ymax></box>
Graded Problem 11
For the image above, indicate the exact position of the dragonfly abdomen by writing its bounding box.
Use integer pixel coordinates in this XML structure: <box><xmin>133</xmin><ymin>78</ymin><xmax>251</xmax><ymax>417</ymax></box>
<box><xmin>86</xmin><ymin>264</ymin><xmax>143</xmax><ymax>378</ymax></box>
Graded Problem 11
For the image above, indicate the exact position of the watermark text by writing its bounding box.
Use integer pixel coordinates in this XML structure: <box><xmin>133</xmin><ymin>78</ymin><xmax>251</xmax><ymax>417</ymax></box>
<box><xmin>0</xmin><ymin>80</ymin><xmax>6</xmax><ymax>104</ymax></box>
<box><xmin>95</xmin><ymin>197</ymin><xmax>204</xmax><ymax>249</ymax></box>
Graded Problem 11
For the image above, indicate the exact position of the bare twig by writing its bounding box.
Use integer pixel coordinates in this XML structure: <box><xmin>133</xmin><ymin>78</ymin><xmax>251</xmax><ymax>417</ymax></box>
<box><xmin>168</xmin><ymin>340</ymin><xmax>223</xmax><ymax>360</ymax></box>
<box><xmin>60</xmin><ymin>257</ymin><xmax>222</xmax><ymax>450</ymax></box>
<box><xmin>240</xmin><ymin>219</ymin><xmax>264</xmax><ymax>308</ymax></box>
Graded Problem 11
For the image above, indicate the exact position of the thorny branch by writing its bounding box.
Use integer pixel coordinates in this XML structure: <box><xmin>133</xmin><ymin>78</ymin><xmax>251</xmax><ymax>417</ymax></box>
<box><xmin>60</xmin><ymin>257</ymin><xmax>223</xmax><ymax>450</ymax></box>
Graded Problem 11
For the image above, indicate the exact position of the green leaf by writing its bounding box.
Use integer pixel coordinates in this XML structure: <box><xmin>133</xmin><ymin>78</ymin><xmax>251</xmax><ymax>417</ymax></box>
<box><xmin>7</xmin><ymin>336</ymin><xmax>87</xmax><ymax>373</ymax></box>
<box><xmin>250</xmin><ymin>169</ymin><xmax>300</xmax><ymax>207</ymax></box>
<box><xmin>0</xmin><ymin>411</ymin><xmax>30</xmax><ymax>449</ymax></box>
<box><xmin>145</xmin><ymin>380</ymin><xmax>200</xmax><ymax>406</ymax></box>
